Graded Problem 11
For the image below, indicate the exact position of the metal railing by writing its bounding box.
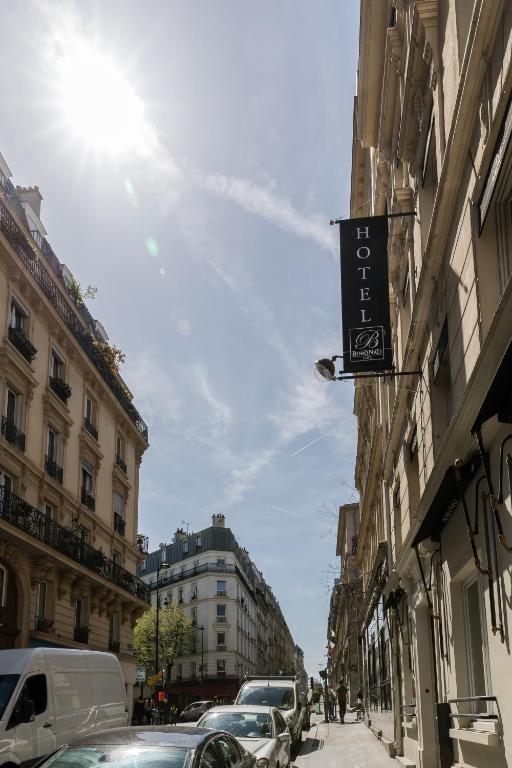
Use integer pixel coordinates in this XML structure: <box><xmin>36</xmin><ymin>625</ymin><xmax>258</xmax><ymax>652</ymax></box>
<box><xmin>1</xmin><ymin>416</ymin><xmax>25</xmax><ymax>452</ymax></box>
<box><xmin>49</xmin><ymin>376</ymin><xmax>72</xmax><ymax>402</ymax></box>
<box><xmin>448</xmin><ymin>695</ymin><xmax>498</xmax><ymax>723</ymax></box>
<box><xmin>114</xmin><ymin>512</ymin><xmax>126</xmax><ymax>536</ymax></box>
<box><xmin>116</xmin><ymin>454</ymin><xmax>127</xmax><ymax>473</ymax></box>
<box><xmin>35</xmin><ymin>616</ymin><xmax>54</xmax><ymax>632</ymax></box>
<box><xmin>8</xmin><ymin>326</ymin><xmax>37</xmax><ymax>363</ymax></box>
<box><xmin>0</xmin><ymin>486</ymin><xmax>150</xmax><ymax>602</ymax></box>
<box><xmin>83</xmin><ymin>416</ymin><xmax>98</xmax><ymax>440</ymax></box>
<box><xmin>0</xmin><ymin>194</ymin><xmax>148</xmax><ymax>441</ymax></box>
<box><xmin>81</xmin><ymin>487</ymin><xmax>96</xmax><ymax>511</ymax></box>
<box><xmin>45</xmin><ymin>455</ymin><xmax>63</xmax><ymax>484</ymax></box>
<box><xmin>152</xmin><ymin>562</ymin><xmax>245</xmax><ymax>589</ymax></box>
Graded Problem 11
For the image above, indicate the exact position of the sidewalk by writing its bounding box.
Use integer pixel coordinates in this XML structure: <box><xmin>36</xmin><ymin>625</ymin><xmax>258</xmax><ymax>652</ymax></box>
<box><xmin>295</xmin><ymin>713</ymin><xmax>397</xmax><ymax>768</ymax></box>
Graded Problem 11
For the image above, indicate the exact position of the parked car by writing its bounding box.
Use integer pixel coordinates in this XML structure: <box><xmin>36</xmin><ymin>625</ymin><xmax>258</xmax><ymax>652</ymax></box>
<box><xmin>0</xmin><ymin>648</ymin><xmax>128</xmax><ymax>768</ymax></box>
<box><xmin>197</xmin><ymin>705</ymin><xmax>291</xmax><ymax>768</ymax></box>
<box><xmin>34</xmin><ymin>726</ymin><xmax>257</xmax><ymax>768</ymax></box>
<box><xmin>179</xmin><ymin>700</ymin><xmax>216</xmax><ymax>722</ymax></box>
<box><xmin>234</xmin><ymin>677</ymin><xmax>303</xmax><ymax>747</ymax></box>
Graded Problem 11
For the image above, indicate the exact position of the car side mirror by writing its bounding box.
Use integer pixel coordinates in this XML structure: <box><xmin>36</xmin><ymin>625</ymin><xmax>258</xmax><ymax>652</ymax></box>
<box><xmin>21</xmin><ymin>700</ymin><xmax>35</xmax><ymax>723</ymax></box>
<box><xmin>279</xmin><ymin>732</ymin><xmax>291</xmax><ymax>743</ymax></box>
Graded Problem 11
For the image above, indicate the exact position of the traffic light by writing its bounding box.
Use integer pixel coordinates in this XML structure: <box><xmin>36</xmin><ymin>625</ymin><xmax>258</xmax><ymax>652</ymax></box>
<box><xmin>310</xmin><ymin>677</ymin><xmax>314</xmax><ymax>690</ymax></box>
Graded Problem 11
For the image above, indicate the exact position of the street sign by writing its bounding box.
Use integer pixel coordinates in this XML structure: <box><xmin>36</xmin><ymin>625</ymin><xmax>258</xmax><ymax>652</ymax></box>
<box><xmin>135</xmin><ymin>666</ymin><xmax>146</xmax><ymax>683</ymax></box>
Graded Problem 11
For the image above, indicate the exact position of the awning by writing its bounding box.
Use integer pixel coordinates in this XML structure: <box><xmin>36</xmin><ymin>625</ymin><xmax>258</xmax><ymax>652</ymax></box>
<box><xmin>472</xmin><ymin>339</ymin><xmax>512</xmax><ymax>433</ymax></box>
<box><xmin>412</xmin><ymin>453</ymin><xmax>482</xmax><ymax>547</ymax></box>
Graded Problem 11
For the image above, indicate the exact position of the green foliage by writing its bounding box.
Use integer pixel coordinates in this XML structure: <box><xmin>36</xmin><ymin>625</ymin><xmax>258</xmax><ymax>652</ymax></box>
<box><xmin>70</xmin><ymin>280</ymin><xmax>97</xmax><ymax>306</ymax></box>
<box><xmin>133</xmin><ymin>603</ymin><xmax>194</xmax><ymax>670</ymax></box>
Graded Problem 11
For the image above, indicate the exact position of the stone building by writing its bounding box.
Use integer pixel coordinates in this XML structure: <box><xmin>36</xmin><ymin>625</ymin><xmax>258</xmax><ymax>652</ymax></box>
<box><xmin>140</xmin><ymin>514</ymin><xmax>303</xmax><ymax>705</ymax></box>
<box><xmin>327</xmin><ymin>503</ymin><xmax>362</xmax><ymax>708</ymax></box>
<box><xmin>344</xmin><ymin>1</ymin><xmax>512</xmax><ymax>766</ymax></box>
<box><xmin>0</xmin><ymin>150</ymin><xmax>150</xmax><ymax>701</ymax></box>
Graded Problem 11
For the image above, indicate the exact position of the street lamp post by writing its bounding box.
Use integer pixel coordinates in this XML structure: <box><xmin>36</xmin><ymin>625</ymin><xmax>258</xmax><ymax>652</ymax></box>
<box><xmin>198</xmin><ymin>625</ymin><xmax>205</xmax><ymax>684</ymax></box>
<box><xmin>155</xmin><ymin>561</ymin><xmax>169</xmax><ymax>675</ymax></box>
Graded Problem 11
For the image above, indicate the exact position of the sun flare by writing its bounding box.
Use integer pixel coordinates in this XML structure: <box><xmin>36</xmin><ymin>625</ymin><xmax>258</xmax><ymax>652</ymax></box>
<box><xmin>55</xmin><ymin>43</ymin><xmax>154</xmax><ymax>156</ymax></box>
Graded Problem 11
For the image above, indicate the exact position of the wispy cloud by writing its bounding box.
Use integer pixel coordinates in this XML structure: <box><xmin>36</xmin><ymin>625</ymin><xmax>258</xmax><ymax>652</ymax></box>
<box><xmin>200</xmin><ymin>173</ymin><xmax>337</xmax><ymax>256</ymax></box>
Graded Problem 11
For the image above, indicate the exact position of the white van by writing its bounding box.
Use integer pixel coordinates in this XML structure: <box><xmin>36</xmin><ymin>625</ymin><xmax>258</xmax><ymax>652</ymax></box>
<box><xmin>234</xmin><ymin>676</ymin><xmax>304</xmax><ymax>747</ymax></box>
<box><xmin>0</xmin><ymin>648</ymin><xmax>128</xmax><ymax>768</ymax></box>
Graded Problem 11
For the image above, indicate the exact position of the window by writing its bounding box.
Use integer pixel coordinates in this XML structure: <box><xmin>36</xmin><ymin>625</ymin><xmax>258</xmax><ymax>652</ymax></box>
<box><xmin>0</xmin><ymin>565</ymin><xmax>7</xmax><ymax>620</ymax></box>
<box><xmin>217</xmin><ymin>632</ymin><xmax>225</xmax><ymax>647</ymax></box>
<box><xmin>43</xmin><ymin>503</ymin><xmax>53</xmax><ymax>520</ymax></box>
<box><xmin>193</xmin><ymin>559</ymin><xmax>200</xmax><ymax>573</ymax></box>
<box><xmin>81</xmin><ymin>461</ymin><xmax>94</xmax><ymax>494</ymax></box>
<box><xmin>217</xmin><ymin>558</ymin><xmax>225</xmax><ymax>567</ymax></box>
<box><xmin>192</xmin><ymin>607</ymin><xmax>197</xmax><ymax>625</ymax></box>
<box><xmin>274</xmin><ymin>710</ymin><xmax>286</xmax><ymax>735</ymax></box>
<box><xmin>178</xmin><ymin>588</ymin><xmax>183</xmax><ymax>603</ymax></box>
<box><xmin>183</xmin><ymin>541</ymin><xmax>189</xmax><ymax>555</ymax></box>
<box><xmin>4</xmin><ymin>387</ymin><xmax>20</xmax><ymax>427</ymax></box>
<box><xmin>191</xmin><ymin>583</ymin><xmax>198</xmax><ymax>599</ymax></box>
<box><xmin>217</xmin><ymin>659</ymin><xmax>226</xmax><ymax>677</ymax></box>
<box><xmin>36</xmin><ymin>581</ymin><xmax>47</xmax><ymax>619</ymax></box>
<box><xmin>217</xmin><ymin>580</ymin><xmax>226</xmax><ymax>596</ymax></box>
<box><xmin>116</xmin><ymin>434</ymin><xmax>125</xmax><ymax>459</ymax></box>
<box><xmin>199</xmin><ymin>742</ymin><xmax>222</xmax><ymax>768</ymax></box>
<box><xmin>431</xmin><ymin>320</ymin><xmax>452</xmax><ymax>454</ymax></box>
<box><xmin>109</xmin><ymin>613</ymin><xmax>120</xmax><ymax>651</ymax></box>
<box><xmin>217</xmin><ymin>604</ymin><xmax>226</xmax><ymax>622</ymax></box>
<box><xmin>10</xmin><ymin>298</ymin><xmax>27</xmax><ymax>332</ymax></box>
<box><xmin>46</xmin><ymin>428</ymin><xmax>63</xmax><ymax>482</ymax></box>
<box><xmin>113</xmin><ymin>552</ymin><xmax>121</xmax><ymax>567</ymax></box>
<box><xmin>84</xmin><ymin>395</ymin><xmax>98</xmax><ymax>439</ymax></box>
<box><xmin>50</xmin><ymin>349</ymin><xmax>64</xmax><ymax>380</ymax></box>
<box><xmin>11</xmin><ymin>674</ymin><xmax>47</xmax><ymax>722</ymax></box>
<box><xmin>113</xmin><ymin>491</ymin><xmax>124</xmax><ymax>517</ymax></box>
<box><xmin>74</xmin><ymin>598</ymin><xmax>88</xmax><ymax>643</ymax></box>
<box><xmin>463</xmin><ymin>577</ymin><xmax>491</xmax><ymax>705</ymax></box>
<box><xmin>195</xmin><ymin>535</ymin><xmax>202</xmax><ymax>550</ymax></box>
<box><xmin>214</xmin><ymin>736</ymin><xmax>240</xmax><ymax>767</ymax></box>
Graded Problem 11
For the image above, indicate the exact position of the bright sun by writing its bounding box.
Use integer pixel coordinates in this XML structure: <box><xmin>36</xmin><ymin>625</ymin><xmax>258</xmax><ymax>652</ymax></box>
<box><xmin>55</xmin><ymin>44</ymin><xmax>154</xmax><ymax>156</ymax></box>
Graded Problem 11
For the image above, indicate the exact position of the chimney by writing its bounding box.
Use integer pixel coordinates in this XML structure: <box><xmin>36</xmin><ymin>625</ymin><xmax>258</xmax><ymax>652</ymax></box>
<box><xmin>16</xmin><ymin>186</ymin><xmax>43</xmax><ymax>218</ymax></box>
<box><xmin>212</xmin><ymin>514</ymin><xmax>225</xmax><ymax>528</ymax></box>
<box><xmin>173</xmin><ymin>527</ymin><xmax>188</xmax><ymax>543</ymax></box>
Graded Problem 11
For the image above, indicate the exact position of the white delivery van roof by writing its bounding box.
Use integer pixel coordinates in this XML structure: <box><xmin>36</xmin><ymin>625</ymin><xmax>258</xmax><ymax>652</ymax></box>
<box><xmin>0</xmin><ymin>648</ymin><xmax>48</xmax><ymax>674</ymax></box>
<box><xmin>0</xmin><ymin>648</ymin><xmax>121</xmax><ymax>675</ymax></box>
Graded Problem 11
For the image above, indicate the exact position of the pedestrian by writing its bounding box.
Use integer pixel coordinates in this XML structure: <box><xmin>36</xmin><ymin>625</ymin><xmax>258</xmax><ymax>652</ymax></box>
<box><xmin>356</xmin><ymin>689</ymin><xmax>364</xmax><ymax>721</ymax></box>
<box><xmin>133</xmin><ymin>695</ymin><xmax>144</xmax><ymax>726</ymax></box>
<box><xmin>336</xmin><ymin>680</ymin><xmax>348</xmax><ymax>724</ymax></box>
<box><xmin>328</xmin><ymin>688</ymin><xmax>336</xmax><ymax>721</ymax></box>
<box><xmin>144</xmin><ymin>695</ymin><xmax>154</xmax><ymax>725</ymax></box>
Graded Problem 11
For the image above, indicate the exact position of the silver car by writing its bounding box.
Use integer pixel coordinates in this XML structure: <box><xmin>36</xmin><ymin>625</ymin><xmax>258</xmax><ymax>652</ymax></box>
<box><xmin>197</xmin><ymin>705</ymin><xmax>291</xmax><ymax>768</ymax></box>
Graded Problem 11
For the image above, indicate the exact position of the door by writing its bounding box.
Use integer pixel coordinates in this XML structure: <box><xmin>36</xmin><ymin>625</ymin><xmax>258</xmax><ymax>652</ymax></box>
<box><xmin>9</xmin><ymin>673</ymin><xmax>55</xmax><ymax>763</ymax></box>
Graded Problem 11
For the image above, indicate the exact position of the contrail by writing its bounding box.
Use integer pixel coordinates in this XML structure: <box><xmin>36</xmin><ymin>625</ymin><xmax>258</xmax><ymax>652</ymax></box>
<box><xmin>289</xmin><ymin>426</ymin><xmax>338</xmax><ymax>457</ymax></box>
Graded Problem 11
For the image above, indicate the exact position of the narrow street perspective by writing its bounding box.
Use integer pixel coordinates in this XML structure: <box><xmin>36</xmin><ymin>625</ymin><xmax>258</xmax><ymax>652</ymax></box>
<box><xmin>2</xmin><ymin>2</ymin><xmax>512</xmax><ymax>768</ymax></box>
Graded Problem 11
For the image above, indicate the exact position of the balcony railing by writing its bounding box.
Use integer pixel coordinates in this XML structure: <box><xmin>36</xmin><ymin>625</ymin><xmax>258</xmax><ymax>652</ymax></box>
<box><xmin>114</xmin><ymin>512</ymin><xmax>126</xmax><ymax>536</ymax></box>
<box><xmin>45</xmin><ymin>455</ymin><xmax>63</xmax><ymax>484</ymax></box>
<box><xmin>81</xmin><ymin>487</ymin><xmax>96</xmax><ymax>511</ymax></box>
<box><xmin>8</xmin><ymin>326</ymin><xmax>37</xmax><ymax>364</ymax></box>
<box><xmin>0</xmin><ymin>194</ymin><xmax>148</xmax><ymax>441</ymax></box>
<box><xmin>151</xmin><ymin>561</ymin><xmax>245</xmax><ymax>590</ymax></box>
<box><xmin>1</xmin><ymin>416</ymin><xmax>25</xmax><ymax>452</ymax></box>
<box><xmin>0</xmin><ymin>486</ymin><xmax>150</xmax><ymax>603</ymax></box>
<box><xmin>83</xmin><ymin>417</ymin><xmax>98</xmax><ymax>440</ymax></box>
<box><xmin>35</xmin><ymin>616</ymin><xmax>54</xmax><ymax>632</ymax></box>
<box><xmin>49</xmin><ymin>376</ymin><xmax>72</xmax><ymax>403</ymax></box>
<box><xmin>74</xmin><ymin>626</ymin><xmax>89</xmax><ymax>644</ymax></box>
<box><xmin>116</xmin><ymin>454</ymin><xmax>127</xmax><ymax>473</ymax></box>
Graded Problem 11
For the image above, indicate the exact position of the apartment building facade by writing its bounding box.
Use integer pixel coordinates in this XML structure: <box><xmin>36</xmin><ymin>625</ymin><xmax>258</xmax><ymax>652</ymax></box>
<box><xmin>140</xmin><ymin>514</ymin><xmax>303</xmax><ymax>704</ymax></box>
<box><xmin>338</xmin><ymin>1</ymin><xmax>512</xmax><ymax>767</ymax></box>
<box><xmin>327</xmin><ymin>503</ymin><xmax>362</xmax><ymax>708</ymax></box>
<box><xmin>0</xmin><ymin>150</ymin><xmax>150</xmax><ymax>699</ymax></box>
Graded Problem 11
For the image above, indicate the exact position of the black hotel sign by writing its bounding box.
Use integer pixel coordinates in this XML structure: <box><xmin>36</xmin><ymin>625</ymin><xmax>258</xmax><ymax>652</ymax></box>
<box><xmin>339</xmin><ymin>215</ymin><xmax>392</xmax><ymax>373</ymax></box>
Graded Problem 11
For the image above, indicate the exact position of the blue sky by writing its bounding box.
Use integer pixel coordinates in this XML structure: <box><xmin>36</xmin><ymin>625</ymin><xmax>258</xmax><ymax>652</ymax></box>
<box><xmin>0</xmin><ymin>0</ymin><xmax>360</xmax><ymax>675</ymax></box>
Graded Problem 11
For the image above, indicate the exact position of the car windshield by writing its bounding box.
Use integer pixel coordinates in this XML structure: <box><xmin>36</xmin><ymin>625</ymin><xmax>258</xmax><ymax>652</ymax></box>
<box><xmin>237</xmin><ymin>687</ymin><xmax>294</xmax><ymax>711</ymax></box>
<box><xmin>41</xmin><ymin>746</ymin><xmax>191</xmax><ymax>768</ymax></box>
<box><xmin>200</xmin><ymin>712</ymin><xmax>273</xmax><ymax>738</ymax></box>
<box><xmin>0</xmin><ymin>674</ymin><xmax>19</xmax><ymax>720</ymax></box>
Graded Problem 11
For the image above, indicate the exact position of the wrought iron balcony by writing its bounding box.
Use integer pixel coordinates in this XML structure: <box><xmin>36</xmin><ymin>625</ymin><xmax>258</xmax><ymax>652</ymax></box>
<box><xmin>109</xmin><ymin>640</ymin><xmax>120</xmax><ymax>653</ymax></box>
<box><xmin>114</xmin><ymin>512</ymin><xmax>126</xmax><ymax>536</ymax></box>
<box><xmin>74</xmin><ymin>626</ymin><xmax>89</xmax><ymax>644</ymax></box>
<box><xmin>35</xmin><ymin>616</ymin><xmax>54</xmax><ymax>632</ymax></box>
<box><xmin>137</xmin><ymin>534</ymin><xmax>149</xmax><ymax>555</ymax></box>
<box><xmin>83</xmin><ymin>417</ymin><xmax>98</xmax><ymax>440</ymax></box>
<box><xmin>8</xmin><ymin>326</ymin><xmax>37</xmax><ymax>364</ymax></box>
<box><xmin>0</xmin><ymin>195</ymin><xmax>148</xmax><ymax>441</ymax></box>
<box><xmin>0</xmin><ymin>486</ymin><xmax>150</xmax><ymax>603</ymax></box>
<box><xmin>1</xmin><ymin>416</ymin><xmax>25</xmax><ymax>452</ymax></box>
<box><xmin>81</xmin><ymin>487</ymin><xmax>96</xmax><ymax>511</ymax></box>
<box><xmin>49</xmin><ymin>376</ymin><xmax>72</xmax><ymax>403</ymax></box>
<box><xmin>115</xmin><ymin>454</ymin><xmax>127</xmax><ymax>473</ymax></box>
<box><xmin>45</xmin><ymin>455</ymin><xmax>63</xmax><ymax>484</ymax></box>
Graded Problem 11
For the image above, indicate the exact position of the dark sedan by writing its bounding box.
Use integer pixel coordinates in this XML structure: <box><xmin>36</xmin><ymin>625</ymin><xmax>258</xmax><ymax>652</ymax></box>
<box><xmin>37</xmin><ymin>726</ymin><xmax>257</xmax><ymax>768</ymax></box>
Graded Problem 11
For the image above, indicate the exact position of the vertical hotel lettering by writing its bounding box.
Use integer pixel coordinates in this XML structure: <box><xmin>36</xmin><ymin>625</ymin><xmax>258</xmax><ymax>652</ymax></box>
<box><xmin>339</xmin><ymin>215</ymin><xmax>393</xmax><ymax>373</ymax></box>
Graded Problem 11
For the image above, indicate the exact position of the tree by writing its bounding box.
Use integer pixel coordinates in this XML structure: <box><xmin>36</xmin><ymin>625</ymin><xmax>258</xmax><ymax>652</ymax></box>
<box><xmin>133</xmin><ymin>603</ymin><xmax>194</xmax><ymax>673</ymax></box>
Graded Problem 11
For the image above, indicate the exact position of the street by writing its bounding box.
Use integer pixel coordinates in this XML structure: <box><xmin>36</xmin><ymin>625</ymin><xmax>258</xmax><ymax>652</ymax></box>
<box><xmin>294</xmin><ymin>714</ymin><xmax>396</xmax><ymax>768</ymax></box>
